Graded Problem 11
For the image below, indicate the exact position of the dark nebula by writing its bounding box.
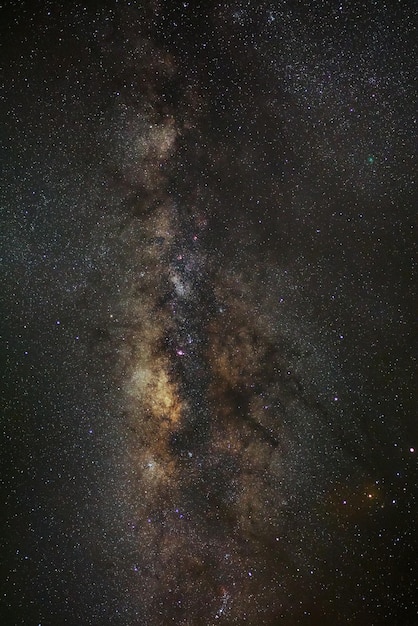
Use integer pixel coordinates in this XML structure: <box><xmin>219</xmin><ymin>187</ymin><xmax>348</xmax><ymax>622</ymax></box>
<box><xmin>1</xmin><ymin>1</ymin><xmax>417</xmax><ymax>624</ymax></box>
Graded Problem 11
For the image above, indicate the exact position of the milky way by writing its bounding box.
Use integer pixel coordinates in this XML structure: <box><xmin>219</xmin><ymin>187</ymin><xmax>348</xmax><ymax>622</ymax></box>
<box><xmin>102</xmin><ymin>34</ymin><xmax>343</xmax><ymax>622</ymax></box>
<box><xmin>1</xmin><ymin>2</ymin><xmax>417</xmax><ymax>625</ymax></box>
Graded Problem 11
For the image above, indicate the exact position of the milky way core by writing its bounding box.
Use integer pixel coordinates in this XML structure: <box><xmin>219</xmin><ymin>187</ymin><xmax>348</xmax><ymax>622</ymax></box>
<box><xmin>104</xmin><ymin>31</ymin><xmax>346</xmax><ymax>624</ymax></box>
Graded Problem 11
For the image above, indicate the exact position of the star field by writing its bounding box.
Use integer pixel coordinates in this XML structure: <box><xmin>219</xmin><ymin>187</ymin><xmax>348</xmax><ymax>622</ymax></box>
<box><xmin>1</xmin><ymin>1</ymin><xmax>417</xmax><ymax>624</ymax></box>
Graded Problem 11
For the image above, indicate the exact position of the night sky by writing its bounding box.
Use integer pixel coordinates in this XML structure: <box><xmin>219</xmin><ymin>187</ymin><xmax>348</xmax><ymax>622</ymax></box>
<box><xmin>1</xmin><ymin>1</ymin><xmax>417</xmax><ymax>624</ymax></box>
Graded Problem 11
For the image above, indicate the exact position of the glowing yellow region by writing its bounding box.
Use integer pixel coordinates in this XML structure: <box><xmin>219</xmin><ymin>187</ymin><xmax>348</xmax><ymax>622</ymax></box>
<box><xmin>129</xmin><ymin>359</ymin><xmax>183</xmax><ymax>430</ymax></box>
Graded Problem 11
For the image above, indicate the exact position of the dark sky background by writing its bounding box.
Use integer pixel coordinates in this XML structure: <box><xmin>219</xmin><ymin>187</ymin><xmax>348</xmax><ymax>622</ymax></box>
<box><xmin>1</xmin><ymin>1</ymin><xmax>417</xmax><ymax>625</ymax></box>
